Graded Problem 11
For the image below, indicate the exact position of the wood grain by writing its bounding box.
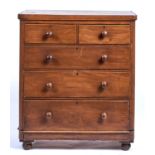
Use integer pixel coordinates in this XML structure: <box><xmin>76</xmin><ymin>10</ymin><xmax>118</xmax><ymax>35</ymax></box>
<box><xmin>24</xmin><ymin>100</ymin><xmax>129</xmax><ymax>131</ymax></box>
<box><xmin>25</xmin><ymin>24</ymin><xmax>76</xmax><ymax>44</ymax></box>
<box><xmin>18</xmin><ymin>10</ymin><xmax>136</xmax><ymax>149</ymax></box>
<box><xmin>18</xmin><ymin>10</ymin><xmax>137</xmax><ymax>21</ymax></box>
<box><xmin>24</xmin><ymin>71</ymin><xmax>130</xmax><ymax>98</ymax></box>
<box><xmin>79</xmin><ymin>25</ymin><xmax>130</xmax><ymax>44</ymax></box>
<box><xmin>24</xmin><ymin>45</ymin><xmax>130</xmax><ymax>69</ymax></box>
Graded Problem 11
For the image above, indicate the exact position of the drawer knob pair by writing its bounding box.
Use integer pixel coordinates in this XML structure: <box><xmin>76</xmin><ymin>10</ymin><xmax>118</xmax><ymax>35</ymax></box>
<box><xmin>45</xmin><ymin>112</ymin><xmax>107</xmax><ymax>123</ymax></box>
<box><xmin>44</xmin><ymin>82</ymin><xmax>107</xmax><ymax>91</ymax></box>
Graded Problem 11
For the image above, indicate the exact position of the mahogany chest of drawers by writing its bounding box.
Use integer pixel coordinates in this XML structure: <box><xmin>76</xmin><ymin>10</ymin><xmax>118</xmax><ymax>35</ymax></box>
<box><xmin>18</xmin><ymin>10</ymin><xmax>137</xmax><ymax>150</ymax></box>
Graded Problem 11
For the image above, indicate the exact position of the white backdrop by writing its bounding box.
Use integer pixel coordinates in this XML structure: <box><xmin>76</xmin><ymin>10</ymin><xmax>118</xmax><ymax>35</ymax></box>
<box><xmin>0</xmin><ymin>0</ymin><xmax>155</xmax><ymax>154</ymax></box>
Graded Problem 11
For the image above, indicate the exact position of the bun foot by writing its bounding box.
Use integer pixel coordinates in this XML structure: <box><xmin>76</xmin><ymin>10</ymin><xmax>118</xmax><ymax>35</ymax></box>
<box><xmin>23</xmin><ymin>141</ymin><xmax>33</xmax><ymax>150</ymax></box>
<box><xmin>121</xmin><ymin>143</ymin><xmax>131</xmax><ymax>151</ymax></box>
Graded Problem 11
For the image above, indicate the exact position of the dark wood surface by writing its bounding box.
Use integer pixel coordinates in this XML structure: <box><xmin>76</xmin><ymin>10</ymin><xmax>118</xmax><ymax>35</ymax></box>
<box><xmin>28</xmin><ymin>140</ymin><xmax>125</xmax><ymax>149</ymax></box>
<box><xmin>22</xmin><ymin>140</ymin><xmax>131</xmax><ymax>150</ymax></box>
<box><xmin>24</xmin><ymin>71</ymin><xmax>130</xmax><ymax>98</ymax></box>
<box><xmin>25</xmin><ymin>24</ymin><xmax>76</xmax><ymax>44</ymax></box>
<box><xmin>79</xmin><ymin>25</ymin><xmax>130</xmax><ymax>44</ymax></box>
<box><xmin>24</xmin><ymin>45</ymin><xmax>130</xmax><ymax>69</ymax></box>
<box><xmin>18</xmin><ymin>10</ymin><xmax>136</xmax><ymax>150</ymax></box>
<box><xmin>24</xmin><ymin>100</ymin><xmax>129</xmax><ymax>131</ymax></box>
<box><xmin>18</xmin><ymin>10</ymin><xmax>137</xmax><ymax>21</ymax></box>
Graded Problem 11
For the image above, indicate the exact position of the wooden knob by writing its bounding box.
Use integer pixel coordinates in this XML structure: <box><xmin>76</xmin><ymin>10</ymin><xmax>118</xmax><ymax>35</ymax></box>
<box><xmin>45</xmin><ymin>82</ymin><xmax>53</xmax><ymax>89</ymax></box>
<box><xmin>99</xmin><ymin>31</ymin><xmax>108</xmax><ymax>39</ymax></box>
<box><xmin>101</xmin><ymin>31</ymin><xmax>108</xmax><ymax>36</ymax></box>
<box><xmin>100</xmin><ymin>112</ymin><xmax>107</xmax><ymax>121</ymax></box>
<box><xmin>99</xmin><ymin>55</ymin><xmax>108</xmax><ymax>64</ymax></box>
<box><xmin>45</xmin><ymin>32</ymin><xmax>53</xmax><ymax>37</ymax></box>
<box><xmin>45</xmin><ymin>55</ymin><xmax>53</xmax><ymax>63</ymax></box>
<box><xmin>46</xmin><ymin>112</ymin><xmax>52</xmax><ymax>120</ymax></box>
<box><xmin>100</xmin><ymin>81</ymin><xmax>107</xmax><ymax>91</ymax></box>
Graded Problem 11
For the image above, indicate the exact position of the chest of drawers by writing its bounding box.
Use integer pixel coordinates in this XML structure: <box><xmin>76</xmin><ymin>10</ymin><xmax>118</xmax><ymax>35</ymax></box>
<box><xmin>18</xmin><ymin>10</ymin><xmax>137</xmax><ymax>150</ymax></box>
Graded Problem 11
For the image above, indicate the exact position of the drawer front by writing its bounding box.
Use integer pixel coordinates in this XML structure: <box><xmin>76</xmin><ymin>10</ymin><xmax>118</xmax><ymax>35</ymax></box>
<box><xmin>79</xmin><ymin>25</ymin><xmax>130</xmax><ymax>44</ymax></box>
<box><xmin>25</xmin><ymin>24</ymin><xmax>76</xmax><ymax>44</ymax></box>
<box><xmin>24</xmin><ymin>100</ymin><xmax>129</xmax><ymax>131</ymax></box>
<box><xmin>24</xmin><ymin>71</ymin><xmax>130</xmax><ymax>98</ymax></box>
<box><xmin>24</xmin><ymin>46</ymin><xmax>130</xmax><ymax>69</ymax></box>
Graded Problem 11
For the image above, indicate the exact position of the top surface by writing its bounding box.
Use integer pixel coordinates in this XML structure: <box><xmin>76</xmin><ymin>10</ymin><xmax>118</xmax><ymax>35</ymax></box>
<box><xmin>18</xmin><ymin>10</ymin><xmax>137</xmax><ymax>21</ymax></box>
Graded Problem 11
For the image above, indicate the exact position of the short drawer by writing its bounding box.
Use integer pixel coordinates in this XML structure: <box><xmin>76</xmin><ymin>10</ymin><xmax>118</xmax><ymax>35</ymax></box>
<box><xmin>79</xmin><ymin>25</ymin><xmax>130</xmax><ymax>44</ymax></box>
<box><xmin>25</xmin><ymin>24</ymin><xmax>76</xmax><ymax>44</ymax></box>
<box><xmin>24</xmin><ymin>71</ymin><xmax>130</xmax><ymax>98</ymax></box>
<box><xmin>24</xmin><ymin>45</ymin><xmax>130</xmax><ymax>69</ymax></box>
<box><xmin>23</xmin><ymin>100</ymin><xmax>129</xmax><ymax>131</ymax></box>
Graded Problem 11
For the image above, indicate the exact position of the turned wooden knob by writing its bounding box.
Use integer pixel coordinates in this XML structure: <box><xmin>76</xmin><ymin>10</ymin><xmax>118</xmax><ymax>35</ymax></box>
<box><xmin>45</xmin><ymin>31</ymin><xmax>53</xmax><ymax>38</ymax></box>
<box><xmin>100</xmin><ymin>112</ymin><xmax>107</xmax><ymax>121</ymax></box>
<box><xmin>45</xmin><ymin>82</ymin><xmax>53</xmax><ymax>89</ymax></box>
<box><xmin>100</xmin><ymin>81</ymin><xmax>107</xmax><ymax>91</ymax></box>
<box><xmin>45</xmin><ymin>55</ymin><xmax>53</xmax><ymax>63</ymax></box>
<box><xmin>100</xmin><ymin>31</ymin><xmax>108</xmax><ymax>39</ymax></box>
<box><xmin>46</xmin><ymin>112</ymin><xmax>52</xmax><ymax>120</ymax></box>
<box><xmin>99</xmin><ymin>55</ymin><xmax>108</xmax><ymax>63</ymax></box>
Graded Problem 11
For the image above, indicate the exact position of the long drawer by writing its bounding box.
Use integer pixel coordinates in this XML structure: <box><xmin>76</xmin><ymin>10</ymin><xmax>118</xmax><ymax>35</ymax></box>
<box><xmin>24</xmin><ymin>71</ymin><xmax>130</xmax><ymax>98</ymax></box>
<box><xmin>24</xmin><ymin>45</ymin><xmax>130</xmax><ymax>69</ymax></box>
<box><xmin>23</xmin><ymin>100</ymin><xmax>129</xmax><ymax>131</ymax></box>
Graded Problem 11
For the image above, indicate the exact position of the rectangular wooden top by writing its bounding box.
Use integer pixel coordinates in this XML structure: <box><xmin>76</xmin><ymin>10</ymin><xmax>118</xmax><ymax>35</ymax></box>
<box><xmin>18</xmin><ymin>10</ymin><xmax>137</xmax><ymax>21</ymax></box>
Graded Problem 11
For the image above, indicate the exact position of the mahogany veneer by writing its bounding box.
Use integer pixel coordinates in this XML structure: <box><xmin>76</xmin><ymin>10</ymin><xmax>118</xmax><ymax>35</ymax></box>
<box><xmin>18</xmin><ymin>10</ymin><xmax>137</xmax><ymax>150</ymax></box>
